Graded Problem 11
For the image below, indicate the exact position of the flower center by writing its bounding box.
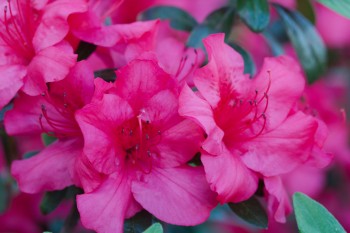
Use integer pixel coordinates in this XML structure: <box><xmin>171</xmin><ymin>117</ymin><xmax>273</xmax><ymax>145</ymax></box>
<box><xmin>215</xmin><ymin>72</ymin><xmax>271</xmax><ymax>148</ymax></box>
<box><xmin>117</xmin><ymin>113</ymin><xmax>161</xmax><ymax>174</ymax></box>
<box><xmin>0</xmin><ymin>0</ymin><xmax>36</xmax><ymax>62</ymax></box>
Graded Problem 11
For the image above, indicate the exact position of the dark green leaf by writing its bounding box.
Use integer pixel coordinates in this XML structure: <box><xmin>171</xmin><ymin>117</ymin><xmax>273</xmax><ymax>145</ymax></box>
<box><xmin>0</xmin><ymin>130</ymin><xmax>17</xmax><ymax>167</ymax></box>
<box><xmin>262</xmin><ymin>31</ymin><xmax>285</xmax><ymax>56</ymax></box>
<box><xmin>139</xmin><ymin>6</ymin><xmax>198</xmax><ymax>32</ymax></box>
<box><xmin>94</xmin><ymin>68</ymin><xmax>117</xmax><ymax>82</ymax></box>
<box><xmin>186</xmin><ymin>24</ymin><xmax>216</xmax><ymax>48</ymax></box>
<box><xmin>75</xmin><ymin>41</ymin><xmax>97</xmax><ymax>61</ymax></box>
<box><xmin>274</xmin><ymin>4</ymin><xmax>327</xmax><ymax>83</ymax></box>
<box><xmin>187</xmin><ymin>7</ymin><xmax>235</xmax><ymax>48</ymax></box>
<box><xmin>124</xmin><ymin>210</ymin><xmax>156</xmax><ymax>233</ymax></box>
<box><xmin>40</xmin><ymin>189</ymin><xmax>67</xmax><ymax>215</ymax></box>
<box><xmin>23</xmin><ymin>151</ymin><xmax>39</xmax><ymax>159</ymax></box>
<box><xmin>293</xmin><ymin>192</ymin><xmax>346</xmax><ymax>233</ymax></box>
<box><xmin>297</xmin><ymin>0</ymin><xmax>316</xmax><ymax>24</ymax></box>
<box><xmin>228</xmin><ymin>43</ymin><xmax>256</xmax><ymax>76</ymax></box>
<box><xmin>316</xmin><ymin>0</ymin><xmax>350</xmax><ymax>19</ymax></box>
<box><xmin>228</xmin><ymin>196</ymin><xmax>268</xmax><ymax>229</ymax></box>
<box><xmin>0</xmin><ymin>103</ymin><xmax>13</xmax><ymax>122</ymax></box>
<box><xmin>237</xmin><ymin>0</ymin><xmax>270</xmax><ymax>32</ymax></box>
<box><xmin>143</xmin><ymin>223</ymin><xmax>163</xmax><ymax>233</ymax></box>
<box><xmin>41</xmin><ymin>133</ymin><xmax>57</xmax><ymax>146</ymax></box>
<box><xmin>40</xmin><ymin>186</ymin><xmax>81</xmax><ymax>215</ymax></box>
<box><xmin>0</xmin><ymin>177</ymin><xmax>10</xmax><ymax>213</ymax></box>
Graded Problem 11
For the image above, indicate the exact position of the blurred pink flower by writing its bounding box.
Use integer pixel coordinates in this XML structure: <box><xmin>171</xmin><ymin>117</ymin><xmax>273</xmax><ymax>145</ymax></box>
<box><xmin>75</xmin><ymin>57</ymin><xmax>217</xmax><ymax>233</ymax></box>
<box><xmin>5</xmin><ymin>61</ymin><xmax>94</xmax><ymax>193</ymax></box>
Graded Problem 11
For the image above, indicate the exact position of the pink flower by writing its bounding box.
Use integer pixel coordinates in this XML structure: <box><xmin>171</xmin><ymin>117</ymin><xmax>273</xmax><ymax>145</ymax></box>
<box><xmin>75</xmin><ymin>57</ymin><xmax>217</xmax><ymax>233</ymax></box>
<box><xmin>0</xmin><ymin>0</ymin><xmax>87</xmax><ymax>109</ymax></box>
<box><xmin>5</xmin><ymin>61</ymin><xmax>94</xmax><ymax>193</ymax></box>
<box><xmin>179</xmin><ymin>34</ymin><xmax>330</xmax><ymax>221</ymax></box>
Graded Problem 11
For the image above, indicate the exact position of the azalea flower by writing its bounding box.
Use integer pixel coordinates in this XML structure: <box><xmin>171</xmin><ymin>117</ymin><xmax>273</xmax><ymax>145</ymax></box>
<box><xmin>179</xmin><ymin>33</ymin><xmax>331</xmax><ymax>221</ymax></box>
<box><xmin>5</xmin><ymin>61</ymin><xmax>94</xmax><ymax>193</ymax></box>
<box><xmin>0</xmin><ymin>0</ymin><xmax>88</xmax><ymax>109</ymax></box>
<box><xmin>75</xmin><ymin>57</ymin><xmax>217</xmax><ymax>233</ymax></box>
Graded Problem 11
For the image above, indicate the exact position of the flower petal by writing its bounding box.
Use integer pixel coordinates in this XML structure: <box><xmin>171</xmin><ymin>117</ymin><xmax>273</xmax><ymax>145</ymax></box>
<box><xmin>132</xmin><ymin>166</ymin><xmax>217</xmax><ymax>225</ymax></box>
<box><xmin>264</xmin><ymin>176</ymin><xmax>292</xmax><ymax>223</ymax></box>
<box><xmin>202</xmin><ymin>147</ymin><xmax>258</xmax><ymax>203</ymax></box>
<box><xmin>241</xmin><ymin>111</ymin><xmax>317</xmax><ymax>176</ymax></box>
<box><xmin>194</xmin><ymin>33</ymin><xmax>248</xmax><ymax>108</ymax></box>
<box><xmin>11</xmin><ymin>139</ymin><xmax>81</xmax><ymax>193</ymax></box>
<box><xmin>77</xmin><ymin>174</ymin><xmax>133</xmax><ymax>233</ymax></box>
<box><xmin>253</xmin><ymin>55</ymin><xmax>305</xmax><ymax>130</ymax></box>
<box><xmin>23</xmin><ymin>42</ymin><xmax>77</xmax><ymax>95</ymax></box>
<box><xmin>32</xmin><ymin>0</ymin><xmax>88</xmax><ymax>51</ymax></box>
<box><xmin>0</xmin><ymin>65</ymin><xmax>26</xmax><ymax>109</ymax></box>
<box><xmin>114</xmin><ymin>58</ymin><xmax>175</xmax><ymax>111</ymax></box>
<box><xmin>75</xmin><ymin>93</ymin><xmax>134</xmax><ymax>174</ymax></box>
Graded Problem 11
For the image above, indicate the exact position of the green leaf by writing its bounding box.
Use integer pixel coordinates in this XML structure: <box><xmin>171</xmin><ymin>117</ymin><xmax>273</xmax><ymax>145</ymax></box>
<box><xmin>297</xmin><ymin>0</ymin><xmax>316</xmax><ymax>24</ymax></box>
<box><xmin>23</xmin><ymin>150</ymin><xmax>39</xmax><ymax>159</ymax></box>
<box><xmin>40</xmin><ymin>186</ymin><xmax>81</xmax><ymax>215</ymax></box>
<box><xmin>41</xmin><ymin>133</ymin><xmax>57</xmax><ymax>146</ymax></box>
<box><xmin>143</xmin><ymin>223</ymin><xmax>163</xmax><ymax>233</ymax></box>
<box><xmin>75</xmin><ymin>41</ymin><xmax>97</xmax><ymax>61</ymax></box>
<box><xmin>228</xmin><ymin>43</ymin><xmax>256</xmax><ymax>76</ymax></box>
<box><xmin>94</xmin><ymin>68</ymin><xmax>117</xmax><ymax>82</ymax></box>
<box><xmin>124</xmin><ymin>210</ymin><xmax>155</xmax><ymax>233</ymax></box>
<box><xmin>293</xmin><ymin>192</ymin><xmax>346</xmax><ymax>233</ymax></box>
<box><xmin>228</xmin><ymin>196</ymin><xmax>268</xmax><ymax>229</ymax></box>
<box><xmin>0</xmin><ymin>177</ymin><xmax>10</xmax><ymax>213</ymax></box>
<box><xmin>274</xmin><ymin>4</ymin><xmax>327</xmax><ymax>83</ymax></box>
<box><xmin>0</xmin><ymin>103</ymin><xmax>13</xmax><ymax>122</ymax></box>
<box><xmin>237</xmin><ymin>0</ymin><xmax>270</xmax><ymax>32</ymax></box>
<box><xmin>187</xmin><ymin>7</ymin><xmax>235</xmax><ymax>48</ymax></box>
<box><xmin>316</xmin><ymin>0</ymin><xmax>350</xmax><ymax>19</ymax></box>
<box><xmin>40</xmin><ymin>189</ymin><xmax>67</xmax><ymax>215</ymax></box>
<box><xmin>139</xmin><ymin>6</ymin><xmax>198</xmax><ymax>32</ymax></box>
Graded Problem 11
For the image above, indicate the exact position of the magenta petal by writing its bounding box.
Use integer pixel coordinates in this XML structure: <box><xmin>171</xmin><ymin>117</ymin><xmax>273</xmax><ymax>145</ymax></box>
<box><xmin>179</xmin><ymin>84</ymin><xmax>219</xmax><ymax>135</ymax></box>
<box><xmin>77</xmin><ymin>174</ymin><xmax>133</xmax><ymax>233</ymax></box>
<box><xmin>241</xmin><ymin>112</ymin><xmax>318</xmax><ymax>176</ymax></box>
<box><xmin>32</xmin><ymin>0</ymin><xmax>87</xmax><ymax>51</ymax></box>
<box><xmin>23</xmin><ymin>42</ymin><xmax>77</xmax><ymax>95</ymax></box>
<box><xmin>194</xmin><ymin>33</ymin><xmax>247</xmax><ymax>108</ymax></box>
<box><xmin>132</xmin><ymin>166</ymin><xmax>217</xmax><ymax>225</ymax></box>
<box><xmin>264</xmin><ymin>176</ymin><xmax>292</xmax><ymax>223</ymax></box>
<box><xmin>0</xmin><ymin>65</ymin><xmax>26</xmax><ymax>109</ymax></box>
<box><xmin>75</xmin><ymin>94</ymin><xmax>134</xmax><ymax>174</ymax></box>
<box><xmin>115</xmin><ymin>59</ymin><xmax>175</xmax><ymax>110</ymax></box>
<box><xmin>202</xmin><ymin>148</ymin><xmax>258</xmax><ymax>203</ymax></box>
<box><xmin>50</xmin><ymin>61</ymin><xmax>95</xmax><ymax>105</ymax></box>
<box><xmin>253</xmin><ymin>55</ymin><xmax>305</xmax><ymax>130</ymax></box>
<box><xmin>155</xmin><ymin>119</ymin><xmax>203</xmax><ymax>168</ymax></box>
<box><xmin>11</xmin><ymin>139</ymin><xmax>81</xmax><ymax>193</ymax></box>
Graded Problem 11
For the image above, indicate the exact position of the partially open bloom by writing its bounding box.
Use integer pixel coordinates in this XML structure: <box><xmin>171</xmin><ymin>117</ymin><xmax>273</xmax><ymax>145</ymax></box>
<box><xmin>5</xmin><ymin>61</ymin><xmax>94</xmax><ymax>193</ymax></box>
<box><xmin>0</xmin><ymin>0</ymin><xmax>87</xmax><ymax>109</ymax></box>
<box><xmin>75</xmin><ymin>56</ymin><xmax>217</xmax><ymax>233</ymax></box>
<box><xmin>179</xmin><ymin>34</ymin><xmax>331</xmax><ymax>221</ymax></box>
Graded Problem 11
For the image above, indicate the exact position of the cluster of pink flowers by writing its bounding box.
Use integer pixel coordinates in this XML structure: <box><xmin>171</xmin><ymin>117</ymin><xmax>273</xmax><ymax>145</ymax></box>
<box><xmin>0</xmin><ymin>0</ymin><xmax>344</xmax><ymax>232</ymax></box>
